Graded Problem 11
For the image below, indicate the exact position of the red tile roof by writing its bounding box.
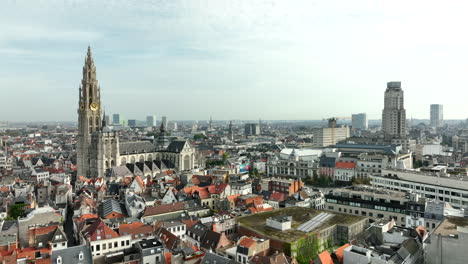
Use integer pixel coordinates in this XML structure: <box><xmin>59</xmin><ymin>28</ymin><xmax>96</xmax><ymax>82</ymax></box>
<box><xmin>82</xmin><ymin>218</ymin><xmax>119</xmax><ymax>241</ymax></box>
<box><xmin>208</xmin><ymin>183</ymin><xmax>228</xmax><ymax>195</ymax></box>
<box><xmin>239</xmin><ymin>237</ymin><xmax>256</xmax><ymax>248</ymax></box>
<box><xmin>335</xmin><ymin>243</ymin><xmax>350</xmax><ymax>263</ymax></box>
<box><xmin>269</xmin><ymin>192</ymin><xmax>286</xmax><ymax>202</ymax></box>
<box><xmin>318</xmin><ymin>251</ymin><xmax>333</xmax><ymax>264</ymax></box>
<box><xmin>119</xmin><ymin>222</ymin><xmax>154</xmax><ymax>240</ymax></box>
<box><xmin>335</xmin><ymin>162</ymin><xmax>356</xmax><ymax>169</ymax></box>
<box><xmin>143</xmin><ymin>202</ymin><xmax>185</xmax><ymax>217</ymax></box>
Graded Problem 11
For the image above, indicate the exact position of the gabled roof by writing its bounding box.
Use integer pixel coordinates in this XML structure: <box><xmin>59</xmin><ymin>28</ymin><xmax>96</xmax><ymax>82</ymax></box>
<box><xmin>156</xmin><ymin>227</ymin><xmax>180</xmax><ymax>250</ymax></box>
<box><xmin>201</xmin><ymin>252</ymin><xmax>240</xmax><ymax>264</ymax></box>
<box><xmin>119</xmin><ymin>222</ymin><xmax>153</xmax><ymax>240</ymax></box>
<box><xmin>208</xmin><ymin>183</ymin><xmax>228</xmax><ymax>195</ymax></box>
<box><xmin>110</xmin><ymin>166</ymin><xmax>133</xmax><ymax>178</ymax></box>
<box><xmin>318</xmin><ymin>251</ymin><xmax>333</xmax><ymax>264</ymax></box>
<box><xmin>50</xmin><ymin>227</ymin><xmax>67</xmax><ymax>243</ymax></box>
<box><xmin>188</xmin><ymin>223</ymin><xmax>209</xmax><ymax>241</ymax></box>
<box><xmin>142</xmin><ymin>202</ymin><xmax>185</xmax><ymax>217</ymax></box>
<box><xmin>98</xmin><ymin>199</ymin><xmax>126</xmax><ymax>218</ymax></box>
<box><xmin>51</xmin><ymin>245</ymin><xmax>92</xmax><ymax>264</ymax></box>
<box><xmin>200</xmin><ymin>230</ymin><xmax>222</xmax><ymax>251</ymax></box>
<box><xmin>82</xmin><ymin>218</ymin><xmax>119</xmax><ymax>241</ymax></box>
<box><xmin>334</xmin><ymin>243</ymin><xmax>350</xmax><ymax>263</ymax></box>
<box><xmin>119</xmin><ymin>141</ymin><xmax>155</xmax><ymax>155</ymax></box>
<box><xmin>238</xmin><ymin>236</ymin><xmax>256</xmax><ymax>248</ymax></box>
<box><xmin>166</xmin><ymin>141</ymin><xmax>189</xmax><ymax>153</ymax></box>
<box><xmin>269</xmin><ymin>192</ymin><xmax>286</xmax><ymax>202</ymax></box>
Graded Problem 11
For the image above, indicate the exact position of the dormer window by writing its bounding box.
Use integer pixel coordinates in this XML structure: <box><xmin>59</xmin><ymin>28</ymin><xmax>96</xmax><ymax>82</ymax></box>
<box><xmin>79</xmin><ymin>251</ymin><xmax>84</xmax><ymax>260</ymax></box>
<box><xmin>57</xmin><ymin>256</ymin><xmax>62</xmax><ymax>264</ymax></box>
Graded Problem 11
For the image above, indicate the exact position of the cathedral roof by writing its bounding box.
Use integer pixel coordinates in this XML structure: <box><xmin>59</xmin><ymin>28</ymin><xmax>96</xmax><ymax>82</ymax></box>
<box><xmin>166</xmin><ymin>140</ymin><xmax>189</xmax><ymax>153</ymax></box>
<box><xmin>119</xmin><ymin>141</ymin><xmax>155</xmax><ymax>155</ymax></box>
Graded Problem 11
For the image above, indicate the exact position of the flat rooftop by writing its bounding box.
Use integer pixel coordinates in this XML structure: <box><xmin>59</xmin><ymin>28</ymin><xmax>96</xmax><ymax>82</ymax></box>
<box><xmin>237</xmin><ymin>207</ymin><xmax>365</xmax><ymax>243</ymax></box>
<box><xmin>332</xmin><ymin>185</ymin><xmax>407</xmax><ymax>198</ymax></box>
<box><xmin>432</xmin><ymin>216</ymin><xmax>468</xmax><ymax>236</ymax></box>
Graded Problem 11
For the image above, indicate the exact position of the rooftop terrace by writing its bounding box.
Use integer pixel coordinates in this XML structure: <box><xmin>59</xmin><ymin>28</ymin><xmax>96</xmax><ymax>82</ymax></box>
<box><xmin>237</xmin><ymin>207</ymin><xmax>365</xmax><ymax>243</ymax></box>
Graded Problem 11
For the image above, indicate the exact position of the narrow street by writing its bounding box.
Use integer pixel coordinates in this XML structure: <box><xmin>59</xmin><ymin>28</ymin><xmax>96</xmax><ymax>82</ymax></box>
<box><xmin>63</xmin><ymin>203</ymin><xmax>77</xmax><ymax>247</ymax></box>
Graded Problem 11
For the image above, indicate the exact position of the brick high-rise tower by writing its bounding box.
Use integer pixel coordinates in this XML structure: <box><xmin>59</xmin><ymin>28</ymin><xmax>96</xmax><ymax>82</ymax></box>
<box><xmin>382</xmin><ymin>81</ymin><xmax>406</xmax><ymax>138</ymax></box>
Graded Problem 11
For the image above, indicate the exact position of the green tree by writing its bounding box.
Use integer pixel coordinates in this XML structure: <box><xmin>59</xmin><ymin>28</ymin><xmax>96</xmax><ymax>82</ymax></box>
<box><xmin>295</xmin><ymin>234</ymin><xmax>321</xmax><ymax>264</ymax></box>
<box><xmin>222</xmin><ymin>152</ymin><xmax>230</xmax><ymax>162</ymax></box>
<box><xmin>251</xmin><ymin>168</ymin><xmax>260</xmax><ymax>177</ymax></box>
<box><xmin>8</xmin><ymin>204</ymin><xmax>25</xmax><ymax>219</ymax></box>
<box><xmin>193</xmin><ymin>133</ymin><xmax>207</xmax><ymax>140</ymax></box>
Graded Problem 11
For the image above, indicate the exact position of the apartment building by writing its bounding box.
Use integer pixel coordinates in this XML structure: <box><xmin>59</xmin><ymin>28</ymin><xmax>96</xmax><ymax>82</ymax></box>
<box><xmin>325</xmin><ymin>185</ymin><xmax>410</xmax><ymax>226</ymax></box>
<box><xmin>371</xmin><ymin>168</ymin><xmax>468</xmax><ymax>208</ymax></box>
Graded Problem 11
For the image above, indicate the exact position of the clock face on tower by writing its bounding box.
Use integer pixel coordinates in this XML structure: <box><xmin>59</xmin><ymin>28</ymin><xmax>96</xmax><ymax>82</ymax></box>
<box><xmin>90</xmin><ymin>102</ymin><xmax>99</xmax><ymax>111</ymax></box>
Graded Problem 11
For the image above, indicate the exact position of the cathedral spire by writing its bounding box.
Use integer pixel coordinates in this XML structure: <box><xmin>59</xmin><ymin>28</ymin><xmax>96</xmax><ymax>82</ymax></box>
<box><xmin>101</xmin><ymin>110</ymin><xmax>107</xmax><ymax>129</ymax></box>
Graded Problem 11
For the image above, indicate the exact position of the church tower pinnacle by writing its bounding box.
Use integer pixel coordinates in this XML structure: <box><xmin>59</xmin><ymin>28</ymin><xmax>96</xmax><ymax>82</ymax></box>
<box><xmin>77</xmin><ymin>46</ymin><xmax>103</xmax><ymax>177</ymax></box>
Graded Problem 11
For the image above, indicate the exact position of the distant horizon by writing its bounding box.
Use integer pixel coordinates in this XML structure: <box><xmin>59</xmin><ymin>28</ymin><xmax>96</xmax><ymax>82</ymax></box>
<box><xmin>3</xmin><ymin>118</ymin><xmax>467</xmax><ymax>125</ymax></box>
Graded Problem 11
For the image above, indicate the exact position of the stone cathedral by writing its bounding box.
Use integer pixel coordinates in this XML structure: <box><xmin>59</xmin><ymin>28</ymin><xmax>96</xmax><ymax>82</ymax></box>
<box><xmin>77</xmin><ymin>47</ymin><xmax>201</xmax><ymax>178</ymax></box>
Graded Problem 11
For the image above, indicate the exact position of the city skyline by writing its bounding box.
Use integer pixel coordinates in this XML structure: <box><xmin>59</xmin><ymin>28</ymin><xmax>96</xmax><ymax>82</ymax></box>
<box><xmin>2</xmin><ymin>0</ymin><xmax>468</xmax><ymax>121</ymax></box>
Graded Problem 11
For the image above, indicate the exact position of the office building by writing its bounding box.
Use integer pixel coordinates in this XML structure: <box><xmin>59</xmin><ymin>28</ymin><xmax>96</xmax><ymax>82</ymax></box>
<box><xmin>244</xmin><ymin>123</ymin><xmax>260</xmax><ymax>136</ymax></box>
<box><xmin>325</xmin><ymin>185</ymin><xmax>409</xmax><ymax>226</ymax></box>
<box><xmin>382</xmin><ymin>82</ymin><xmax>407</xmax><ymax>138</ymax></box>
<box><xmin>371</xmin><ymin>167</ymin><xmax>468</xmax><ymax>208</ymax></box>
<box><xmin>424</xmin><ymin>216</ymin><xmax>468</xmax><ymax>264</ymax></box>
<box><xmin>161</xmin><ymin>116</ymin><xmax>168</xmax><ymax>128</ymax></box>
<box><xmin>146</xmin><ymin>115</ymin><xmax>156</xmax><ymax>127</ymax></box>
<box><xmin>352</xmin><ymin>113</ymin><xmax>368</xmax><ymax>132</ymax></box>
<box><xmin>430</xmin><ymin>104</ymin><xmax>443</xmax><ymax>128</ymax></box>
<box><xmin>266</xmin><ymin>148</ymin><xmax>322</xmax><ymax>179</ymax></box>
<box><xmin>312</xmin><ymin>119</ymin><xmax>350</xmax><ymax>147</ymax></box>
<box><xmin>112</xmin><ymin>114</ymin><xmax>120</xmax><ymax>125</ymax></box>
<box><xmin>128</xmin><ymin>119</ymin><xmax>137</xmax><ymax>128</ymax></box>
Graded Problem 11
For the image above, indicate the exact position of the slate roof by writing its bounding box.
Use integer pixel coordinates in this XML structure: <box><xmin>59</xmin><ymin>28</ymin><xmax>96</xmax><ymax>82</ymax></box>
<box><xmin>110</xmin><ymin>166</ymin><xmax>133</xmax><ymax>178</ymax></box>
<box><xmin>119</xmin><ymin>141</ymin><xmax>155</xmax><ymax>155</ymax></box>
<box><xmin>319</xmin><ymin>156</ymin><xmax>336</xmax><ymax>168</ymax></box>
<box><xmin>200</xmin><ymin>230</ymin><xmax>222</xmax><ymax>251</ymax></box>
<box><xmin>135</xmin><ymin>162</ymin><xmax>152</xmax><ymax>174</ymax></box>
<box><xmin>156</xmin><ymin>227</ymin><xmax>181</xmax><ymax>250</ymax></box>
<box><xmin>126</xmin><ymin>164</ymin><xmax>143</xmax><ymax>175</ymax></box>
<box><xmin>51</xmin><ymin>245</ymin><xmax>92</xmax><ymax>264</ymax></box>
<box><xmin>201</xmin><ymin>252</ymin><xmax>240</xmax><ymax>264</ymax></box>
<box><xmin>187</xmin><ymin>223</ymin><xmax>209</xmax><ymax>242</ymax></box>
<box><xmin>166</xmin><ymin>140</ymin><xmax>188</xmax><ymax>153</ymax></box>
<box><xmin>98</xmin><ymin>199</ymin><xmax>126</xmax><ymax>218</ymax></box>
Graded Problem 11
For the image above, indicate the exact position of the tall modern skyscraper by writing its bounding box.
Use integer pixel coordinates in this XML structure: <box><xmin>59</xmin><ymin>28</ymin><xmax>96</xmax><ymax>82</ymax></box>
<box><xmin>77</xmin><ymin>47</ymin><xmax>102</xmax><ymax>177</ymax></box>
<box><xmin>352</xmin><ymin>113</ymin><xmax>368</xmax><ymax>131</ymax></box>
<box><xmin>146</xmin><ymin>115</ymin><xmax>156</xmax><ymax>127</ymax></box>
<box><xmin>112</xmin><ymin>114</ymin><xmax>121</xmax><ymax>125</ymax></box>
<box><xmin>162</xmin><ymin>116</ymin><xmax>168</xmax><ymax>128</ymax></box>
<box><xmin>382</xmin><ymin>81</ymin><xmax>406</xmax><ymax>138</ymax></box>
<box><xmin>430</xmin><ymin>104</ymin><xmax>443</xmax><ymax>128</ymax></box>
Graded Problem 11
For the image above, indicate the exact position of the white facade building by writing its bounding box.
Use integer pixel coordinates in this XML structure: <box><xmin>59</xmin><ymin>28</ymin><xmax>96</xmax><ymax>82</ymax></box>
<box><xmin>430</xmin><ymin>104</ymin><xmax>443</xmax><ymax>128</ymax></box>
<box><xmin>371</xmin><ymin>168</ymin><xmax>468</xmax><ymax>208</ymax></box>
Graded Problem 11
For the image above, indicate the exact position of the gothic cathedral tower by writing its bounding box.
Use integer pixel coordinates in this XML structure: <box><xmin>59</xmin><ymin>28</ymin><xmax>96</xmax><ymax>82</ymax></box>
<box><xmin>77</xmin><ymin>47</ymin><xmax>102</xmax><ymax>177</ymax></box>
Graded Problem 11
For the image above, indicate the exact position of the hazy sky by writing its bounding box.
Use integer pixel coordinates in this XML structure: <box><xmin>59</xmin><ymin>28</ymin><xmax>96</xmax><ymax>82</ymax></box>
<box><xmin>1</xmin><ymin>0</ymin><xmax>468</xmax><ymax>122</ymax></box>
